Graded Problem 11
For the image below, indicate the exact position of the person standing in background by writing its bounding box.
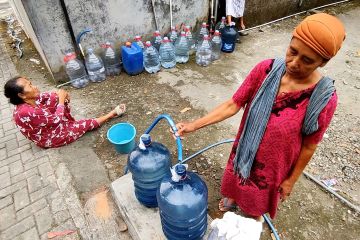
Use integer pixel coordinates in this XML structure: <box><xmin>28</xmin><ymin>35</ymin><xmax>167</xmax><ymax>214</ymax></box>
<box><xmin>226</xmin><ymin>0</ymin><xmax>248</xmax><ymax>36</ymax></box>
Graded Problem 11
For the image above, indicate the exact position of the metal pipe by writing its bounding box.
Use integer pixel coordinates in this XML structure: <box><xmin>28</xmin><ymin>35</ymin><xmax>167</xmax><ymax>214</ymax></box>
<box><xmin>239</xmin><ymin>0</ymin><xmax>351</xmax><ymax>32</ymax></box>
<box><xmin>303</xmin><ymin>171</ymin><xmax>360</xmax><ymax>213</ymax></box>
<box><xmin>214</xmin><ymin>0</ymin><xmax>219</xmax><ymax>21</ymax></box>
<box><xmin>169</xmin><ymin>0</ymin><xmax>173</xmax><ymax>28</ymax></box>
<box><xmin>151</xmin><ymin>0</ymin><xmax>158</xmax><ymax>30</ymax></box>
<box><xmin>211</xmin><ymin>0</ymin><xmax>214</xmax><ymax>18</ymax></box>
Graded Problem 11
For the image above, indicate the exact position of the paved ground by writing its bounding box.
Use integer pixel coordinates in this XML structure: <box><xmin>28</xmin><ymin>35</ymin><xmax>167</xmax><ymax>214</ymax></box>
<box><xmin>0</xmin><ymin>33</ymin><xmax>85</xmax><ymax>240</ymax></box>
<box><xmin>0</xmin><ymin>19</ymin><xmax>130</xmax><ymax>240</ymax></box>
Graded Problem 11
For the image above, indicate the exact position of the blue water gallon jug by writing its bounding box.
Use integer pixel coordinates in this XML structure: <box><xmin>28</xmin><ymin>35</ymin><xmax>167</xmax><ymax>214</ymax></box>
<box><xmin>221</xmin><ymin>22</ymin><xmax>238</xmax><ymax>53</ymax></box>
<box><xmin>127</xmin><ymin>134</ymin><xmax>171</xmax><ymax>207</ymax></box>
<box><xmin>121</xmin><ymin>42</ymin><xmax>144</xmax><ymax>75</ymax></box>
<box><xmin>157</xmin><ymin>164</ymin><xmax>208</xmax><ymax>240</ymax></box>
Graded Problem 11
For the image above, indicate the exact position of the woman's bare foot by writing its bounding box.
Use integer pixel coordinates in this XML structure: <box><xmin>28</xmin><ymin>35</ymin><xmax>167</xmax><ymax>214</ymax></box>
<box><xmin>218</xmin><ymin>198</ymin><xmax>237</xmax><ymax>212</ymax></box>
<box><xmin>111</xmin><ymin>104</ymin><xmax>126</xmax><ymax>118</ymax></box>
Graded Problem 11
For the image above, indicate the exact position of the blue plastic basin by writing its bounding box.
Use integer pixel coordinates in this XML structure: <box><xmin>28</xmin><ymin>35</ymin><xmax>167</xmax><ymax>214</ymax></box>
<box><xmin>107</xmin><ymin>123</ymin><xmax>136</xmax><ymax>154</ymax></box>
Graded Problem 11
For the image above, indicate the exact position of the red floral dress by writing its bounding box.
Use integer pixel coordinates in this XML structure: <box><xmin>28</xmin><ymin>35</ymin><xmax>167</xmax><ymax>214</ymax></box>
<box><xmin>221</xmin><ymin>59</ymin><xmax>337</xmax><ymax>218</ymax></box>
<box><xmin>13</xmin><ymin>92</ymin><xmax>99</xmax><ymax>148</ymax></box>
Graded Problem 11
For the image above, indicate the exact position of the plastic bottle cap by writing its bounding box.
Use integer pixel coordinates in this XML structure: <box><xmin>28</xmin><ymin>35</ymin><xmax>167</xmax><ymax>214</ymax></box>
<box><xmin>171</xmin><ymin>26</ymin><xmax>176</xmax><ymax>30</ymax></box>
<box><xmin>140</xmin><ymin>134</ymin><xmax>152</xmax><ymax>146</ymax></box>
<box><xmin>203</xmin><ymin>34</ymin><xmax>210</xmax><ymax>40</ymax></box>
<box><xmin>145</xmin><ymin>41</ymin><xmax>152</xmax><ymax>47</ymax></box>
<box><xmin>87</xmin><ymin>48</ymin><xmax>93</xmax><ymax>53</ymax></box>
<box><xmin>125</xmin><ymin>42</ymin><xmax>131</xmax><ymax>47</ymax></box>
<box><xmin>180</xmin><ymin>31</ymin><xmax>186</xmax><ymax>36</ymax></box>
<box><xmin>175</xmin><ymin>164</ymin><xmax>186</xmax><ymax>177</ymax></box>
<box><xmin>135</xmin><ymin>36</ymin><xmax>141</xmax><ymax>40</ymax></box>
<box><xmin>202</xmin><ymin>22</ymin><xmax>207</xmax><ymax>27</ymax></box>
<box><xmin>154</xmin><ymin>30</ymin><xmax>160</xmax><ymax>36</ymax></box>
<box><xmin>63</xmin><ymin>52</ymin><xmax>76</xmax><ymax>63</ymax></box>
<box><xmin>214</xmin><ymin>30</ymin><xmax>220</xmax><ymax>36</ymax></box>
<box><xmin>163</xmin><ymin>37</ymin><xmax>170</xmax><ymax>43</ymax></box>
<box><xmin>222</xmin><ymin>16</ymin><xmax>225</xmax><ymax>20</ymax></box>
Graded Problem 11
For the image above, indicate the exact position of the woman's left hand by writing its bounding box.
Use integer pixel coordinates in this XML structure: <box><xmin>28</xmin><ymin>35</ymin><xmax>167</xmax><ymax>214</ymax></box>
<box><xmin>278</xmin><ymin>179</ymin><xmax>295</xmax><ymax>202</ymax></box>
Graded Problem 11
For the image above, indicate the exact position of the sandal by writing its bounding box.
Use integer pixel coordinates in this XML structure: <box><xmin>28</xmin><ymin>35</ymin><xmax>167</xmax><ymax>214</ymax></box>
<box><xmin>114</xmin><ymin>104</ymin><xmax>126</xmax><ymax>117</ymax></box>
<box><xmin>218</xmin><ymin>198</ymin><xmax>237</xmax><ymax>212</ymax></box>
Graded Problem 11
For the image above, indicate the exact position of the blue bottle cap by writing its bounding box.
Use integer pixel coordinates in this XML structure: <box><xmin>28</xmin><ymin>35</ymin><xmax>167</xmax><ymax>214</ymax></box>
<box><xmin>175</xmin><ymin>164</ymin><xmax>186</xmax><ymax>177</ymax></box>
<box><xmin>141</xmin><ymin>134</ymin><xmax>152</xmax><ymax>146</ymax></box>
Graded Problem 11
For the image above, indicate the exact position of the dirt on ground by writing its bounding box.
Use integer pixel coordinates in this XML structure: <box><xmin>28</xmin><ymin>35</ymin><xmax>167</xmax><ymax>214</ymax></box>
<box><xmin>2</xmin><ymin>1</ymin><xmax>360</xmax><ymax>239</ymax></box>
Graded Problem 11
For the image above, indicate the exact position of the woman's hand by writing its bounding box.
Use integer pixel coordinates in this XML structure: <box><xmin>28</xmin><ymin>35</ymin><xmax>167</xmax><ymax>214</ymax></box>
<box><xmin>278</xmin><ymin>178</ymin><xmax>295</xmax><ymax>202</ymax></box>
<box><xmin>174</xmin><ymin>122</ymin><xmax>198</xmax><ymax>137</ymax></box>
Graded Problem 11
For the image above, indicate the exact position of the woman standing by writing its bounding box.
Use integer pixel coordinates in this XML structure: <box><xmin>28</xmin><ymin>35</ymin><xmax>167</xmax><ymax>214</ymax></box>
<box><xmin>175</xmin><ymin>13</ymin><xmax>345</xmax><ymax>219</ymax></box>
<box><xmin>226</xmin><ymin>0</ymin><xmax>248</xmax><ymax>35</ymax></box>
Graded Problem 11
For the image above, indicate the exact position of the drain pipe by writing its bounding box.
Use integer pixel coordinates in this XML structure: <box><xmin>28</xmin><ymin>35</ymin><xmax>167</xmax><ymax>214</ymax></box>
<box><xmin>151</xmin><ymin>0</ymin><xmax>159</xmax><ymax>30</ymax></box>
<box><xmin>239</xmin><ymin>0</ymin><xmax>351</xmax><ymax>32</ymax></box>
<box><xmin>303</xmin><ymin>171</ymin><xmax>360</xmax><ymax>213</ymax></box>
<box><xmin>214</xmin><ymin>0</ymin><xmax>219</xmax><ymax>21</ymax></box>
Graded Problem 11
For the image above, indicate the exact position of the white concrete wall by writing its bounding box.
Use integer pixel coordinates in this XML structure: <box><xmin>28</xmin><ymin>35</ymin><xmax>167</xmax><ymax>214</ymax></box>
<box><xmin>63</xmin><ymin>0</ymin><xmax>209</xmax><ymax>52</ymax></box>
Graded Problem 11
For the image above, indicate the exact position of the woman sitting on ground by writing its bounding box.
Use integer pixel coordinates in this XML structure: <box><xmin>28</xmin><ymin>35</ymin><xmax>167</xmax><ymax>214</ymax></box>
<box><xmin>4</xmin><ymin>76</ymin><xmax>126</xmax><ymax>148</ymax></box>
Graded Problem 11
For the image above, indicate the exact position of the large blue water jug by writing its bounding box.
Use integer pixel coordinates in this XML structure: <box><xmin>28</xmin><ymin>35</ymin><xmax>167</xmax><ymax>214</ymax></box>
<box><xmin>127</xmin><ymin>134</ymin><xmax>171</xmax><ymax>207</ymax></box>
<box><xmin>221</xmin><ymin>22</ymin><xmax>238</xmax><ymax>53</ymax></box>
<box><xmin>121</xmin><ymin>42</ymin><xmax>144</xmax><ymax>75</ymax></box>
<box><xmin>157</xmin><ymin>164</ymin><xmax>208</xmax><ymax>240</ymax></box>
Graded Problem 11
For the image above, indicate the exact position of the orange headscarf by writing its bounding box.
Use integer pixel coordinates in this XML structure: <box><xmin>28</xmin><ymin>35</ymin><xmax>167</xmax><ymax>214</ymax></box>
<box><xmin>293</xmin><ymin>13</ymin><xmax>345</xmax><ymax>60</ymax></box>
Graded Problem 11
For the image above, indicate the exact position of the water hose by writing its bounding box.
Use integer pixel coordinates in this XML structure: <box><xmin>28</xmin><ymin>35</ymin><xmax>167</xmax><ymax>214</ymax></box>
<box><xmin>144</xmin><ymin>114</ymin><xmax>183</xmax><ymax>162</ymax></box>
<box><xmin>180</xmin><ymin>138</ymin><xmax>281</xmax><ymax>240</ymax></box>
<box><xmin>181</xmin><ymin>139</ymin><xmax>235</xmax><ymax>164</ymax></box>
<box><xmin>76</xmin><ymin>28</ymin><xmax>92</xmax><ymax>58</ymax></box>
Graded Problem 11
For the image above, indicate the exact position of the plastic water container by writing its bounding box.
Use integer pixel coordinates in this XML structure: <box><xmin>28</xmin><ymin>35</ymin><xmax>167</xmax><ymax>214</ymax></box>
<box><xmin>215</xmin><ymin>17</ymin><xmax>226</xmax><ymax>32</ymax></box>
<box><xmin>64</xmin><ymin>52</ymin><xmax>89</xmax><ymax>89</ymax></box>
<box><xmin>168</xmin><ymin>26</ymin><xmax>178</xmax><ymax>44</ymax></box>
<box><xmin>143</xmin><ymin>41</ymin><xmax>161</xmax><ymax>74</ymax></box>
<box><xmin>102</xmin><ymin>42</ymin><xmax>121</xmax><ymax>76</ymax></box>
<box><xmin>157</xmin><ymin>164</ymin><xmax>208</xmax><ymax>240</ymax></box>
<box><xmin>134</xmin><ymin>36</ymin><xmax>145</xmax><ymax>50</ymax></box>
<box><xmin>221</xmin><ymin>22</ymin><xmax>237</xmax><ymax>53</ymax></box>
<box><xmin>107</xmin><ymin>123</ymin><xmax>136</xmax><ymax>154</ymax></box>
<box><xmin>174</xmin><ymin>31</ymin><xmax>189</xmax><ymax>63</ymax></box>
<box><xmin>185</xmin><ymin>25</ymin><xmax>196</xmax><ymax>55</ymax></box>
<box><xmin>121</xmin><ymin>42</ymin><xmax>144</xmax><ymax>75</ymax></box>
<box><xmin>85</xmin><ymin>48</ymin><xmax>106</xmax><ymax>83</ymax></box>
<box><xmin>196</xmin><ymin>35</ymin><xmax>212</xmax><ymax>67</ymax></box>
<box><xmin>152</xmin><ymin>30</ymin><xmax>162</xmax><ymax>51</ymax></box>
<box><xmin>197</xmin><ymin>22</ymin><xmax>209</xmax><ymax>44</ymax></box>
<box><xmin>159</xmin><ymin>37</ymin><xmax>176</xmax><ymax>69</ymax></box>
<box><xmin>211</xmin><ymin>30</ymin><xmax>222</xmax><ymax>61</ymax></box>
<box><xmin>128</xmin><ymin>134</ymin><xmax>172</xmax><ymax>207</ymax></box>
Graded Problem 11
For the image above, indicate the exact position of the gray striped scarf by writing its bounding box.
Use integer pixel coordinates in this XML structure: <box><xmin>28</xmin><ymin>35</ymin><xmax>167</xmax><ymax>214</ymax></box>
<box><xmin>233</xmin><ymin>58</ymin><xmax>335</xmax><ymax>179</ymax></box>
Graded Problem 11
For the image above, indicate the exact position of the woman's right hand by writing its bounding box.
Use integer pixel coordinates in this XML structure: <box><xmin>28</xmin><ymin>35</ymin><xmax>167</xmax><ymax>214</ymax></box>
<box><xmin>175</xmin><ymin>122</ymin><xmax>198</xmax><ymax>137</ymax></box>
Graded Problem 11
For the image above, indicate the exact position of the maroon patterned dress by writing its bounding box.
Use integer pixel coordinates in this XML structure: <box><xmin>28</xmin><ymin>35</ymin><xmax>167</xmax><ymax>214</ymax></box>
<box><xmin>13</xmin><ymin>92</ymin><xmax>99</xmax><ymax>148</ymax></box>
<box><xmin>221</xmin><ymin>59</ymin><xmax>337</xmax><ymax>218</ymax></box>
